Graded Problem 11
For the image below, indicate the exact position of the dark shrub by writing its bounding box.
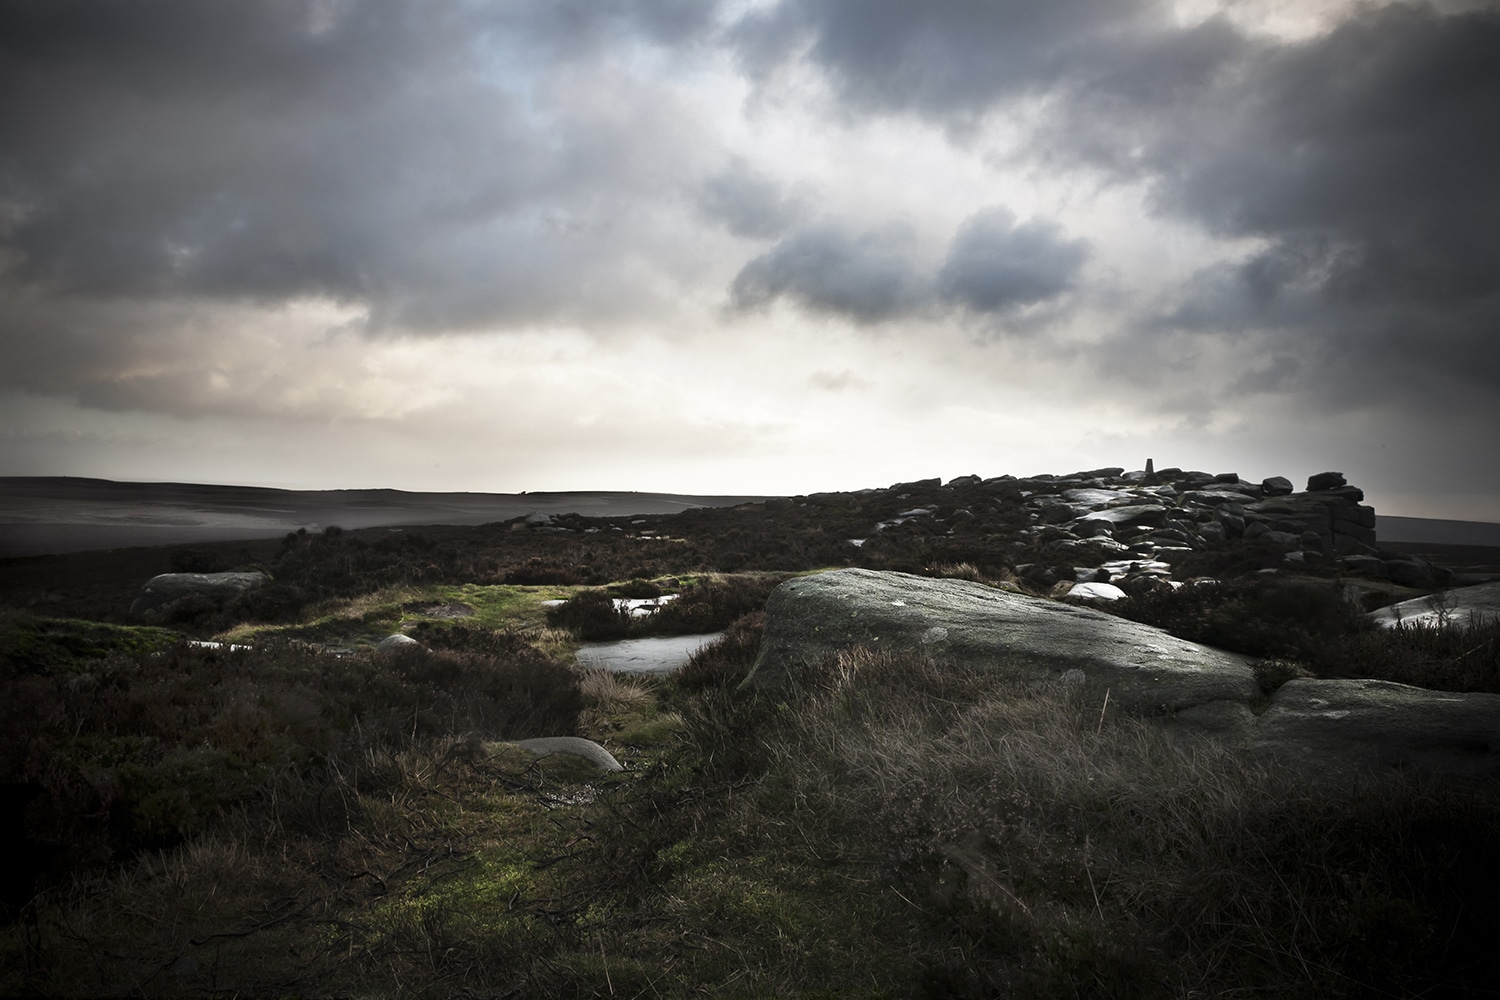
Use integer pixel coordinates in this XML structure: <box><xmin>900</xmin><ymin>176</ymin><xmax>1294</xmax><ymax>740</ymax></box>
<box><xmin>672</xmin><ymin>611</ymin><xmax>764</xmax><ymax>693</ymax></box>
<box><xmin>638</xmin><ymin>575</ymin><xmax>785</xmax><ymax>635</ymax></box>
<box><xmin>169</xmin><ymin>548</ymin><xmax>225</xmax><ymax>573</ymax></box>
<box><xmin>609</xmin><ymin>578</ymin><xmax>663</xmax><ymax>599</ymax></box>
<box><xmin>1109</xmin><ymin>577</ymin><xmax>1364</xmax><ymax>661</ymax></box>
<box><xmin>0</xmin><ymin>636</ymin><xmax>581</xmax><ymax>878</ymax></box>
<box><xmin>503</xmin><ymin>560</ymin><xmax>589</xmax><ymax>585</ymax></box>
<box><xmin>546</xmin><ymin>589</ymin><xmax>631</xmax><ymax>640</ymax></box>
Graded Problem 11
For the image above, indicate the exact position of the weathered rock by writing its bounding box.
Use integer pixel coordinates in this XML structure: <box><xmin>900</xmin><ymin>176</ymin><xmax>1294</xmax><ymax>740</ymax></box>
<box><xmin>376</xmin><ymin>633</ymin><xmax>421</xmax><ymax>654</ymax></box>
<box><xmin>509</xmin><ymin>736</ymin><xmax>623</xmax><ymax>773</ymax></box>
<box><xmin>1307</xmin><ymin>471</ymin><xmax>1347</xmax><ymax>491</ymax></box>
<box><xmin>1067</xmin><ymin>581</ymin><xmax>1128</xmax><ymax>601</ymax></box>
<box><xmin>1335</xmin><ymin>536</ymin><xmax>1378</xmax><ymax>557</ymax></box>
<box><xmin>1338</xmin><ymin>554</ymin><xmax>1387</xmax><ymax>577</ymax></box>
<box><xmin>130</xmin><ymin>571</ymin><xmax>269</xmax><ymax>621</ymax></box>
<box><xmin>1076</xmin><ymin>504</ymin><xmax>1170</xmax><ymax>529</ymax></box>
<box><xmin>1261</xmin><ymin>476</ymin><xmax>1294</xmax><ymax>496</ymax></box>
<box><xmin>1062</xmin><ymin>487</ymin><xmax>1137</xmax><ymax>509</ymax></box>
<box><xmin>1368</xmin><ymin>582</ymin><xmax>1500</xmax><ymax>629</ymax></box>
<box><xmin>741</xmin><ymin>569</ymin><xmax>1259</xmax><ymax>711</ymax></box>
<box><xmin>1182</xmin><ymin>489</ymin><xmax>1256</xmax><ymax>508</ymax></box>
<box><xmin>1249</xmin><ymin>679</ymin><xmax>1500</xmax><ymax>779</ymax></box>
<box><xmin>1169</xmin><ymin>679</ymin><xmax>1500</xmax><ymax>779</ymax></box>
<box><xmin>1382</xmin><ymin>559</ymin><xmax>1435</xmax><ymax>588</ymax></box>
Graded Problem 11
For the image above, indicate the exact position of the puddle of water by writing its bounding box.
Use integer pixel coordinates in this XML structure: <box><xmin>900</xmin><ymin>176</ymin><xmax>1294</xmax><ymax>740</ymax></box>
<box><xmin>575</xmin><ymin>632</ymin><xmax>724</xmax><ymax>675</ymax></box>
<box><xmin>541</xmin><ymin>595</ymin><xmax>679</xmax><ymax>618</ymax></box>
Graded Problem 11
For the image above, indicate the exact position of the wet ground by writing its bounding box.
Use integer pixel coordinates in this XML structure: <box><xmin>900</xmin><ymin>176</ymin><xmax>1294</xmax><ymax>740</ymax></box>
<box><xmin>574</xmin><ymin>633</ymin><xmax>724</xmax><ymax>674</ymax></box>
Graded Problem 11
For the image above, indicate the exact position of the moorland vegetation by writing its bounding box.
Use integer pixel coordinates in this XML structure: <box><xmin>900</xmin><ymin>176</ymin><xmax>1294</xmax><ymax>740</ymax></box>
<box><xmin>2</xmin><ymin>474</ymin><xmax>1499</xmax><ymax>997</ymax></box>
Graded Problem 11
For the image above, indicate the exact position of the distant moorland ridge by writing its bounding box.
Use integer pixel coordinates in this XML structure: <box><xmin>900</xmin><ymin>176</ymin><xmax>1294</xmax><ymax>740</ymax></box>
<box><xmin>0</xmin><ymin>473</ymin><xmax>1496</xmax><ymax>559</ymax></box>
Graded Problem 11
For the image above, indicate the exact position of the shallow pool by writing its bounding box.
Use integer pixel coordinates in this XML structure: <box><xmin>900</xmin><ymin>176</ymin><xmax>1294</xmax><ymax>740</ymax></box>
<box><xmin>574</xmin><ymin>632</ymin><xmax>724</xmax><ymax>675</ymax></box>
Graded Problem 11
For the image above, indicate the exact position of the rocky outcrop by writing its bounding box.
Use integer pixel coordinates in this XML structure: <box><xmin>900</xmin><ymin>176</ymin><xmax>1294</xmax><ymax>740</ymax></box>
<box><xmin>1367</xmin><ymin>582</ymin><xmax>1500</xmax><ymax>629</ymax></box>
<box><xmin>837</xmin><ymin>466</ymin><xmax>1442</xmax><ymax>592</ymax></box>
<box><xmin>748</xmin><ymin>569</ymin><xmax>1500</xmax><ymax>780</ymax></box>
<box><xmin>741</xmin><ymin>569</ymin><xmax>1260</xmax><ymax>711</ymax></box>
<box><xmin>130</xmin><ymin>571</ymin><xmax>269</xmax><ymax>621</ymax></box>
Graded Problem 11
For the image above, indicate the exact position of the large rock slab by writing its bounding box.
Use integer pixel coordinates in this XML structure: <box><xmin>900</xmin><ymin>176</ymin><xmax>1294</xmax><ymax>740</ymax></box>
<box><xmin>1177</xmin><ymin>680</ymin><xmax>1500</xmax><ymax>780</ymax></box>
<box><xmin>741</xmin><ymin>569</ymin><xmax>1259</xmax><ymax>712</ymax></box>
<box><xmin>130</xmin><ymin>571</ymin><xmax>269</xmax><ymax>621</ymax></box>
<box><xmin>1368</xmin><ymin>582</ymin><xmax>1500</xmax><ymax>629</ymax></box>
<box><xmin>507</xmin><ymin>737</ymin><xmax>623</xmax><ymax>773</ymax></box>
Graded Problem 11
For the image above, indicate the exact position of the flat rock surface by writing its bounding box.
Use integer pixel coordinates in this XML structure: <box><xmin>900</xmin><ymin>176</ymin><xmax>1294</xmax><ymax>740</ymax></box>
<box><xmin>1367</xmin><ymin>582</ymin><xmax>1500</xmax><ymax>629</ymax></box>
<box><xmin>1247</xmin><ymin>679</ymin><xmax>1500</xmax><ymax>779</ymax></box>
<box><xmin>743</xmin><ymin>569</ymin><xmax>1259</xmax><ymax>711</ymax></box>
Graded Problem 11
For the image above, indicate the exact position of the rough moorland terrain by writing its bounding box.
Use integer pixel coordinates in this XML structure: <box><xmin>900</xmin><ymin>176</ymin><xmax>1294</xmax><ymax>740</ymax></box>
<box><xmin>3</xmin><ymin>466</ymin><xmax>1500</xmax><ymax>998</ymax></box>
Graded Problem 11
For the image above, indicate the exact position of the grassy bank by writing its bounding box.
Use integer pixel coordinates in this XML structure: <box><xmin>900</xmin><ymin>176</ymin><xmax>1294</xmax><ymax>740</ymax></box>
<box><xmin>6</xmin><ymin>600</ymin><xmax>1500</xmax><ymax>997</ymax></box>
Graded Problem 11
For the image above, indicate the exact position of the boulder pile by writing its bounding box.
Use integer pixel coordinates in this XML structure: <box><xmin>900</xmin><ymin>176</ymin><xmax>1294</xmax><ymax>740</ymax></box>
<box><xmin>851</xmin><ymin>466</ymin><xmax>1447</xmax><ymax>593</ymax></box>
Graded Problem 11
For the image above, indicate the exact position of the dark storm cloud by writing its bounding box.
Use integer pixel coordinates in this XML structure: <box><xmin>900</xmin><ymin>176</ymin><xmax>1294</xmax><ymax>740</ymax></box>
<box><xmin>696</xmin><ymin>159</ymin><xmax>806</xmax><ymax>240</ymax></box>
<box><xmin>936</xmin><ymin>208</ymin><xmax>1090</xmax><ymax>313</ymax></box>
<box><xmin>731</xmin><ymin>209</ymin><xmax>1089</xmax><ymax>324</ymax></box>
<box><xmin>1120</xmin><ymin>4</ymin><xmax>1500</xmax><ymax>411</ymax></box>
<box><xmin>739</xmin><ymin>0</ymin><xmax>1500</xmax><ymax>409</ymax></box>
<box><xmin>0</xmin><ymin>0</ymin><xmax>724</xmax><ymax>336</ymax></box>
<box><xmin>730</xmin><ymin>0</ymin><xmax>1157</xmax><ymax>122</ymax></box>
<box><xmin>730</xmin><ymin>222</ymin><xmax>926</xmax><ymax>323</ymax></box>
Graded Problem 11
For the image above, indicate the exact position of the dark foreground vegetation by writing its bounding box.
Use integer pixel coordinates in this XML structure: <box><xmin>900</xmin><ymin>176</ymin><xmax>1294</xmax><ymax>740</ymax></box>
<box><xmin>3</xmin><ymin>482</ymin><xmax>1500</xmax><ymax>997</ymax></box>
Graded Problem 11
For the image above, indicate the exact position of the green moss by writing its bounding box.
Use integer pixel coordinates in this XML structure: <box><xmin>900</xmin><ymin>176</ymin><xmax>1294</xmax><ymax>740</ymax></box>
<box><xmin>215</xmin><ymin>582</ymin><xmax>580</xmax><ymax>648</ymax></box>
<box><xmin>613</xmin><ymin>712</ymin><xmax>685</xmax><ymax>748</ymax></box>
<box><xmin>0</xmin><ymin>614</ymin><xmax>180</xmax><ymax>674</ymax></box>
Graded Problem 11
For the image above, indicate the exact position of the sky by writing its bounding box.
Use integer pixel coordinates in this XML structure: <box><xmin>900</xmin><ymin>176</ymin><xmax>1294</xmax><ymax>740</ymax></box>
<box><xmin>1</xmin><ymin>0</ymin><xmax>1497</xmax><ymax>520</ymax></box>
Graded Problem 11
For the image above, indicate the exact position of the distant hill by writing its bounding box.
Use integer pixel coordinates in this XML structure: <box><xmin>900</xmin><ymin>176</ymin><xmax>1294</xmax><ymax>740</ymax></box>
<box><xmin>0</xmin><ymin>477</ymin><xmax>768</xmax><ymax>558</ymax></box>
<box><xmin>1376</xmin><ymin>516</ymin><xmax>1500</xmax><ymax>548</ymax></box>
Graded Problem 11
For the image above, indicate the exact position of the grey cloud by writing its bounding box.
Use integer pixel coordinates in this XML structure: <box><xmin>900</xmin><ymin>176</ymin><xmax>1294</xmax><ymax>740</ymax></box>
<box><xmin>733</xmin><ymin>209</ymin><xmax>1089</xmax><ymax>325</ymax></box>
<box><xmin>0</xmin><ymin>0</ymin><xmax>724</xmax><ymax>335</ymax></box>
<box><xmin>807</xmin><ymin>369</ymin><xmax>866</xmax><ymax>391</ymax></box>
<box><xmin>1118</xmin><ymin>5</ymin><xmax>1500</xmax><ymax>406</ymax></box>
<box><xmin>1136</xmin><ymin>6</ymin><xmax>1500</xmax><ymax>304</ymax></box>
<box><xmin>731</xmin><ymin>0</ymin><xmax>1157</xmax><ymax>123</ymax></box>
<box><xmin>730</xmin><ymin>222</ymin><xmax>926</xmax><ymax>323</ymax></box>
<box><xmin>936</xmin><ymin>208</ymin><xmax>1089</xmax><ymax>313</ymax></box>
<box><xmin>697</xmin><ymin>160</ymin><xmax>806</xmax><ymax>240</ymax></box>
<box><xmin>746</xmin><ymin>0</ymin><xmax>1500</xmax><ymax>410</ymax></box>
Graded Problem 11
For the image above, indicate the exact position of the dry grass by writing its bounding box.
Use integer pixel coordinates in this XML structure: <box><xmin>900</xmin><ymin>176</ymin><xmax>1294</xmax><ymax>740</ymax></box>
<box><xmin>9</xmin><ymin>564</ymin><xmax>1500</xmax><ymax>998</ymax></box>
<box><xmin>660</xmin><ymin>644</ymin><xmax>1500</xmax><ymax>997</ymax></box>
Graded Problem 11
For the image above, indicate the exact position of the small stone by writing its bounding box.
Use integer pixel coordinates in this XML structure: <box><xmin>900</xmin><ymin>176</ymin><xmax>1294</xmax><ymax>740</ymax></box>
<box><xmin>1068</xmin><ymin>581</ymin><xmax>1128</xmax><ymax>601</ymax></box>
<box><xmin>376</xmin><ymin>634</ymin><xmax>421</xmax><ymax>654</ymax></box>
